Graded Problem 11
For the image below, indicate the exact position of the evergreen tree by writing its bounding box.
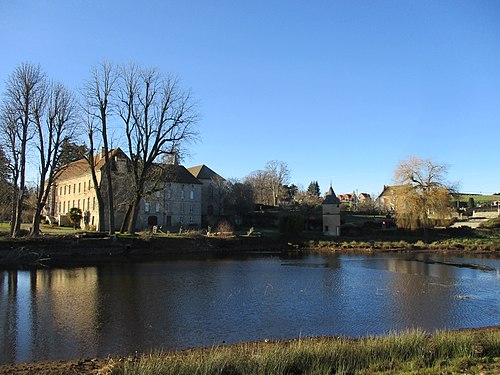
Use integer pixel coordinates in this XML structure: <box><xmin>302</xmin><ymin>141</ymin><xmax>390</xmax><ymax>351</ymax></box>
<box><xmin>58</xmin><ymin>140</ymin><xmax>87</xmax><ymax>167</ymax></box>
<box><xmin>307</xmin><ymin>181</ymin><xmax>320</xmax><ymax>197</ymax></box>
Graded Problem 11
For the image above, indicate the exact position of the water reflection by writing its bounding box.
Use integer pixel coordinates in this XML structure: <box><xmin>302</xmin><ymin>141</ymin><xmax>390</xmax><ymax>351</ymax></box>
<box><xmin>0</xmin><ymin>253</ymin><xmax>498</xmax><ymax>364</ymax></box>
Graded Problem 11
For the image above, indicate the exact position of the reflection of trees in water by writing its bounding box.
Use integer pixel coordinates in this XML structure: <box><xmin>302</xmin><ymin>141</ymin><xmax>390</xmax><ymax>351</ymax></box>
<box><xmin>0</xmin><ymin>268</ymin><xmax>100</xmax><ymax>363</ymax></box>
<box><xmin>385</xmin><ymin>257</ymin><xmax>457</xmax><ymax>330</ymax></box>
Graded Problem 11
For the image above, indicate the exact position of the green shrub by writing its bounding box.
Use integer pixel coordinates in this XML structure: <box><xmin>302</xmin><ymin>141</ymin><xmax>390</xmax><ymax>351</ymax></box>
<box><xmin>279</xmin><ymin>213</ymin><xmax>305</xmax><ymax>237</ymax></box>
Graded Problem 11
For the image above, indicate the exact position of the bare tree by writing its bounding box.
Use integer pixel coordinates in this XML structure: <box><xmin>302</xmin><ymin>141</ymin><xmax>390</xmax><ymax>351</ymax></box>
<box><xmin>294</xmin><ymin>188</ymin><xmax>323</xmax><ymax>230</ymax></box>
<box><xmin>393</xmin><ymin>156</ymin><xmax>454</xmax><ymax>231</ymax></box>
<box><xmin>0</xmin><ymin>146</ymin><xmax>12</xmax><ymax>220</ymax></box>
<box><xmin>30</xmin><ymin>82</ymin><xmax>76</xmax><ymax>236</ymax></box>
<box><xmin>245</xmin><ymin>170</ymin><xmax>271</xmax><ymax>205</ymax></box>
<box><xmin>211</xmin><ymin>175</ymin><xmax>230</xmax><ymax>217</ymax></box>
<box><xmin>226</xmin><ymin>178</ymin><xmax>254</xmax><ymax>223</ymax></box>
<box><xmin>265</xmin><ymin>160</ymin><xmax>290</xmax><ymax>206</ymax></box>
<box><xmin>80</xmin><ymin>109</ymin><xmax>106</xmax><ymax>231</ymax></box>
<box><xmin>82</xmin><ymin>62</ymin><xmax>118</xmax><ymax>234</ymax></box>
<box><xmin>0</xmin><ymin>63</ymin><xmax>47</xmax><ymax>237</ymax></box>
<box><xmin>117</xmin><ymin>64</ymin><xmax>198</xmax><ymax>234</ymax></box>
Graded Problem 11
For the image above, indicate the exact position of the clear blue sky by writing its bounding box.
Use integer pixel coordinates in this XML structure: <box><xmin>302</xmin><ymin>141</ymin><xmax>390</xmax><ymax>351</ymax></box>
<box><xmin>1</xmin><ymin>0</ymin><xmax>499</xmax><ymax>196</ymax></box>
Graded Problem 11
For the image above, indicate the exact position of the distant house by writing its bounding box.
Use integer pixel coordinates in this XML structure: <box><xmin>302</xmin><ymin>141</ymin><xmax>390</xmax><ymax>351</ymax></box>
<box><xmin>337</xmin><ymin>192</ymin><xmax>372</xmax><ymax>206</ymax></box>
<box><xmin>358</xmin><ymin>193</ymin><xmax>372</xmax><ymax>203</ymax></box>
<box><xmin>338</xmin><ymin>193</ymin><xmax>356</xmax><ymax>204</ymax></box>
<box><xmin>187</xmin><ymin>165</ymin><xmax>226</xmax><ymax>226</ymax></box>
<box><xmin>376</xmin><ymin>185</ymin><xmax>407</xmax><ymax>212</ymax></box>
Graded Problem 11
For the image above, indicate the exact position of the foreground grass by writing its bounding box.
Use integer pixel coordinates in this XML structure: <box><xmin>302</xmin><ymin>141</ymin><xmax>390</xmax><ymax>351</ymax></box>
<box><xmin>109</xmin><ymin>328</ymin><xmax>499</xmax><ymax>375</ymax></box>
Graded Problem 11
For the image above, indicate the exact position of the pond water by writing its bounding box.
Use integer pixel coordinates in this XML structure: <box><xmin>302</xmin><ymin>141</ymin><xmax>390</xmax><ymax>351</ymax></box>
<box><xmin>0</xmin><ymin>252</ymin><xmax>499</xmax><ymax>364</ymax></box>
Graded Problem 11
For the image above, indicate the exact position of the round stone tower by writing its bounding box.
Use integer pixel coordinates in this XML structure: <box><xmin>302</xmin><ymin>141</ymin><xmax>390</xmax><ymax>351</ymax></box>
<box><xmin>322</xmin><ymin>185</ymin><xmax>341</xmax><ymax>236</ymax></box>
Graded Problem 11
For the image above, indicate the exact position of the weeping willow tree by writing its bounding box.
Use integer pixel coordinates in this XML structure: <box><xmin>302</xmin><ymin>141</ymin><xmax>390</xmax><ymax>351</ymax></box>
<box><xmin>393</xmin><ymin>156</ymin><xmax>455</xmax><ymax>231</ymax></box>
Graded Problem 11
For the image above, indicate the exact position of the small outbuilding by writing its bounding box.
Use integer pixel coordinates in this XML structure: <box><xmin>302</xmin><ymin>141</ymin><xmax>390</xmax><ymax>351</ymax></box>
<box><xmin>323</xmin><ymin>185</ymin><xmax>341</xmax><ymax>236</ymax></box>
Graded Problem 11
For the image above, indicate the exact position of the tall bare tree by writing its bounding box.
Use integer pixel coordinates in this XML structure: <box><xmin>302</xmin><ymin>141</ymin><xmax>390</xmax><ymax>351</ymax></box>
<box><xmin>0</xmin><ymin>146</ymin><xmax>12</xmax><ymax>220</ymax></box>
<box><xmin>82</xmin><ymin>62</ymin><xmax>118</xmax><ymax>234</ymax></box>
<box><xmin>226</xmin><ymin>178</ymin><xmax>254</xmax><ymax>222</ymax></box>
<box><xmin>30</xmin><ymin>82</ymin><xmax>76</xmax><ymax>236</ymax></box>
<box><xmin>211</xmin><ymin>175</ymin><xmax>230</xmax><ymax>218</ymax></box>
<box><xmin>118</xmin><ymin>64</ymin><xmax>198</xmax><ymax>234</ymax></box>
<box><xmin>0</xmin><ymin>63</ymin><xmax>47</xmax><ymax>237</ymax></box>
<box><xmin>245</xmin><ymin>170</ymin><xmax>271</xmax><ymax>205</ymax></box>
<box><xmin>265</xmin><ymin>160</ymin><xmax>290</xmax><ymax>206</ymax></box>
<box><xmin>80</xmin><ymin>109</ymin><xmax>106</xmax><ymax>231</ymax></box>
<box><xmin>393</xmin><ymin>156</ymin><xmax>454</xmax><ymax>231</ymax></box>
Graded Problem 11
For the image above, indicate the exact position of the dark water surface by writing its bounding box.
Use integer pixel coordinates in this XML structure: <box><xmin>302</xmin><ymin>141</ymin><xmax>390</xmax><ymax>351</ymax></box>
<box><xmin>1</xmin><ymin>252</ymin><xmax>499</xmax><ymax>364</ymax></box>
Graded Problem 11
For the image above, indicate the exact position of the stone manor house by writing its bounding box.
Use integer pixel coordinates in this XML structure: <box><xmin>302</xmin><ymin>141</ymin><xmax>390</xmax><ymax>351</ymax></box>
<box><xmin>45</xmin><ymin>148</ymin><xmax>224</xmax><ymax>231</ymax></box>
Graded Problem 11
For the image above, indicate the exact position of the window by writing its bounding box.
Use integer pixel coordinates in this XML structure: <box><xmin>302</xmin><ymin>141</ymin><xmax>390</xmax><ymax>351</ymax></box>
<box><xmin>78</xmin><ymin>183</ymin><xmax>81</xmax><ymax>193</ymax></box>
<box><xmin>190</xmin><ymin>190</ymin><xmax>194</xmax><ymax>200</ymax></box>
<box><xmin>189</xmin><ymin>204</ymin><xmax>193</xmax><ymax>214</ymax></box>
<box><xmin>156</xmin><ymin>191</ymin><xmax>161</xmax><ymax>198</ymax></box>
<box><xmin>155</xmin><ymin>203</ymin><xmax>160</xmax><ymax>213</ymax></box>
<box><xmin>92</xmin><ymin>197</ymin><xmax>95</xmax><ymax>210</ymax></box>
<box><xmin>72</xmin><ymin>200</ymin><xmax>75</xmax><ymax>208</ymax></box>
<box><xmin>63</xmin><ymin>201</ymin><xmax>66</xmax><ymax>212</ymax></box>
<box><xmin>78</xmin><ymin>199</ymin><xmax>80</xmax><ymax>208</ymax></box>
<box><xmin>58</xmin><ymin>202</ymin><xmax>61</xmax><ymax>213</ymax></box>
<box><xmin>190</xmin><ymin>216</ymin><xmax>193</xmax><ymax>224</ymax></box>
<box><xmin>180</xmin><ymin>189</ymin><xmax>185</xmax><ymax>200</ymax></box>
<box><xmin>84</xmin><ymin>181</ymin><xmax>86</xmax><ymax>191</ymax></box>
<box><xmin>59</xmin><ymin>186</ymin><xmax>62</xmax><ymax>196</ymax></box>
<box><xmin>88</xmin><ymin>197</ymin><xmax>90</xmax><ymax>211</ymax></box>
<box><xmin>144</xmin><ymin>202</ymin><xmax>150</xmax><ymax>213</ymax></box>
<box><xmin>167</xmin><ymin>189</ymin><xmax>172</xmax><ymax>199</ymax></box>
<box><xmin>64</xmin><ymin>186</ymin><xmax>66</xmax><ymax>195</ymax></box>
<box><xmin>73</xmin><ymin>184</ymin><xmax>76</xmax><ymax>193</ymax></box>
<box><xmin>83</xmin><ymin>199</ymin><xmax>85</xmax><ymax>211</ymax></box>
<box><xmin>180</xmin><ymin>203</ymin><xmax>184</xmax><ymax>213</ymax></box>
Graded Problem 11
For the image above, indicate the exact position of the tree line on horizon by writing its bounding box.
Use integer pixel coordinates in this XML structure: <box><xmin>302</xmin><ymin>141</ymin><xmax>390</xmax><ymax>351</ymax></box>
<box><xmin>0</xmin><ymin>62</ymin><xmax>459</xmax><ymax>238</ymax></box>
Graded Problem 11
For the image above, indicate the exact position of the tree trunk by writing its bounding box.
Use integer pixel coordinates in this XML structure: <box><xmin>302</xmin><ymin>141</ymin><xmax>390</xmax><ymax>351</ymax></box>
<box><xmin>120</xmin><ymin>204</ymin><xmax>133</xmax><ymax>233</ymax></box>
<box><xmin>13</xmin><ymin>197</ymin><xmax>23</xmax><ymax>237</ymax></box>
<box><xmin>105</xmin><ymin>167</ymin><xmax>115</xmax><ymax>234</ymax></box>
<box><xmin>30</xmin><ymin>204</ymin><xmax>43</xmax><ymax>236</ymax></box>
<box><xmin>127</xmin><ymin>197</ymin><xmax>141</xmax><ymax>235</ymax></box>
<box><xmin>9</xmin><ymin>186</ymin><xmax>17</xmax><ymax>237</ymax></box>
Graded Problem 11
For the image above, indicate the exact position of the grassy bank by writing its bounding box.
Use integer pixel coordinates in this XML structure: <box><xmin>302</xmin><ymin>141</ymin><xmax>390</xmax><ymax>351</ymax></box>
<box><xmin>305</xmin><ymin>237</ymin><xmax>500</xmax><ymax>253</ymax></box>
<box><xmin>303</xmin><ymin>223</ymin><xmax>500</xmax><ymax>253</ymax></box>
<box><xmin>106</xmin><ymin>327</ymin><xmax>499</xmax><ymax>375</ymax></box>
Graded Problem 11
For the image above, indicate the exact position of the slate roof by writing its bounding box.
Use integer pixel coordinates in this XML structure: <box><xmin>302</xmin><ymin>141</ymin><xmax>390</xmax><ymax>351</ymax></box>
<box><xmin>323</xmin><ymin>186</ymin><xmax>341</xmax><ymax>204</ymax></box>
<box><xmin>187</xmin><ymin>165</ymin><xmax>222</xmax><ymax>180</ymax></box>
<box><xmin>163</xmin><ymin>164</ymin><xmax>202</xmax><ymax>184</ymax></box>
<box><xmin>54</xmin><ymin>148</ymin><xmax>126</xmax><ymax>181</ymax></box>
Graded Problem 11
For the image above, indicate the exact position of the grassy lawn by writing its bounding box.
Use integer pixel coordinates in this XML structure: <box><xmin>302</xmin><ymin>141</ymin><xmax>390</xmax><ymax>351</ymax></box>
<box><xmin>0</xmin><ymin>222</ymin><xmax>81</xmax><ymax>236</ymax></box>
<box><xmin>455</xmin><ymin>194</ymin><xmax>499</xmax><ymax>205</ymax></box>
<box><xmin>108</xmin><ymin>328</ymin><xmax>499</xmax><ymax>375</ymax></box>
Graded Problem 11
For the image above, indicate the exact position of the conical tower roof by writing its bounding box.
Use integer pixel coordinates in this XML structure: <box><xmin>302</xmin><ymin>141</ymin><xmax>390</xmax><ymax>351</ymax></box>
<box><xmin>323</xmin><ymin>185</ymin><xmax>340</xmax><ymax>204</ymax></box>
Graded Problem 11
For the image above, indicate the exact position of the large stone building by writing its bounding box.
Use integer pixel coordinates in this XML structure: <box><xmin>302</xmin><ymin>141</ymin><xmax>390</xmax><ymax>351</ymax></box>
<box><xmin>187</xmin><ymin>165</ymin><xmax>226</xmax><ymax>226</ymax></box>
<box><xmin>47</xmin><ymin>148</ymin><xmax>217</xmax><ymax>231</ymax></box>
<box><xmin>47</xmin><ymin>148</ymin><xmax>131</xmax><ymax>230</ymax></box>
<box><xmin>138</xmin><ymin>164</ymin><xmax>203</xmax><ymax>229</ymax></box>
